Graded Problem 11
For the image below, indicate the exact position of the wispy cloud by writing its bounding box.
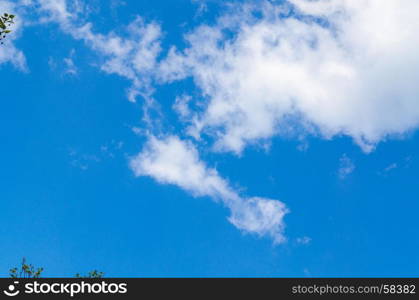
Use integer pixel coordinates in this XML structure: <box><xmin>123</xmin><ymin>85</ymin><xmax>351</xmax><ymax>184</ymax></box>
<box><xmin>69</xmin><ymin>149</ymin><xmax>100</xmax><ymax>171</ymax></box>
<box><xmin>69</xmin><ymin>140</ymin><xmax>124</xmax><ymax>170</ymax></box>
<box><xmin>130</xmin><ymin>135</ymin><xmax>289</xmax><ymax>243</ymax></box>
<box><xmin>378</xmin><ymin>155</ymin><xmax>414</xmax><ymax>176</ymax></box>
<box><xmin>0</xmin><ymin>1</ymin><xmax>27</xmax><ymax>70</ymax></box>
<box><xmin>338</xmin><ymin>154</ymin><xmax>355</xmax><ymax>180</ymax></box>
<box><xmin>384</xmin><ymin>163</ymin><xmax>398</xmax><ymax>173</ymax></box>
<box><xmin>29</xmin><ymin>0</ymin><xmax>162</xmax><ymax>103</ymax></box>
<box><xmin>296</xmin><ymin>236</ymin><xmax>312</xmax><ymax>245</ymax></box>
<box><xmin>63</xmin><ymin>49</ymin><xmax>77</xmax><ymax>76</ymax></box>
<box><xmin>173</xmin><ymin>95</ymin><xmax>193</xmax><ymax>121</ymax></box>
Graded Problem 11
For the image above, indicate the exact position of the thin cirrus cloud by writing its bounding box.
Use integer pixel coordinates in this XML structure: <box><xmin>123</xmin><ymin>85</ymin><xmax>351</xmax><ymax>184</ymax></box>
<box><xmin>129</xmin><ymin>135</ymin><xmax>289</xmax><ymax>243</ymax></box>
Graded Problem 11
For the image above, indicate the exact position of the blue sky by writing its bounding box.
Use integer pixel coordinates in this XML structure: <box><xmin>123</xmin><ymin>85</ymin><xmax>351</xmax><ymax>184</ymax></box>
<box><xmin>1</xmin><ymin>0</ymin><xmax>419</xmax><ymax>277</ymax></box>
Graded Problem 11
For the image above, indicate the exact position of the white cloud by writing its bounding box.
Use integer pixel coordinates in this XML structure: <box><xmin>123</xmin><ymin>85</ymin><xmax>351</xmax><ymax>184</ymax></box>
<box><xmin>0</xmin><ymin>39</ymin><xmax>27</xmax><ymax>71</ymax></box>
<box><xmin>68</xmin><ymin>149</ymin><xmax>100</xmax><ymax>171</ymax></box>
<box><xmin>8</xmin><ymin>0</ymin><xmax>419</xmax><ymax>244</ymax></box>
<box><xmin>173</xmin><ymin>95</ymin><xmax>193</xmax><ymax>121</ymax></box>
<box><xmin>10</xmin><ymin>0</ymin><xmax>419</xmax><ymax>150</ymax></box>
<box><xmin>73</xmin><ymin>18</ymin><xmax>162</xmax><ymax>102</ymax></box>
<box><xmin>296</xmin><ymin>236</ymin><xmax>311</xmax><ymax>245</ymax></box>
<box><xmin>378</xmin><ymin>159</ymin><xmax>408</xmax><ymax>176</ymax></box>
<box><xmin>384</xmin><ymin>163</ymin><xmax>398</xmax><ymax>173</ymax></box>
<box><xmin>338</xmin><ymin>153</ymin><xmax>355</xmax><ymax>179</ymax></box>
<box><xmin>130</xmin><ymin>135</ymin><xmax>289</xmax><ymax>243</ymax></box>
<box><xmin>0</xmin><ymin>1</ymin><xmax>27</xmax><ymax>70</ymax></box>
<box><xmin>159</xmin><ymin>0</ymin><xmax>419</xmax><ymax>154</ymax></box>
<box><xmin>63</xmin><ymin>49</ymin><xmax>77</xmax><ymax>76</ymax></box>
<box><xmin>32</xmin><ymin>0</ymin><xmax>163</xmax><ymax>102</ymax></box>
